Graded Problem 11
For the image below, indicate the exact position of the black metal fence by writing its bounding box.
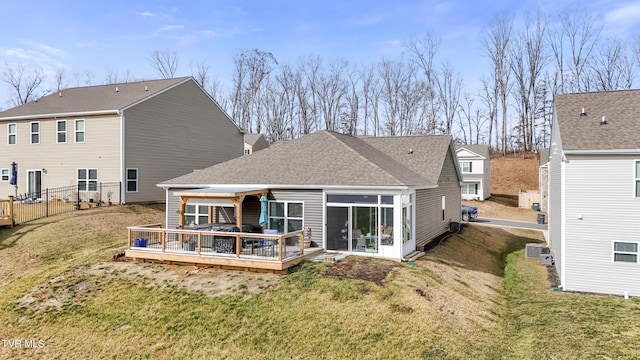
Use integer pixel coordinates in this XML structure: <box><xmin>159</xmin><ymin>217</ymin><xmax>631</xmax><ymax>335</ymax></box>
<box><xmin>9</xmin><ymin>182</ymin><xmax>121</xmax><ymax>225</ymax></box>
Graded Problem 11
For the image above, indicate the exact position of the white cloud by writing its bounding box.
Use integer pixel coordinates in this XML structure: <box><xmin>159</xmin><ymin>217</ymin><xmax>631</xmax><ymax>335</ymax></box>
<box><xmin>1</xmin><ymin>47</ymin><xmax>48</xmax><ymax>62</ymax></box>
<box><xmin>137</xmin><ymin>11</ymin><xmax>155</xmax><ymax>17</ymax></box>
<box><xmin>161</xmin><ymin>24</ymin><xmax>184</xmax><ymax>31</ymax></box>
<box><xmin>37</xmin><ymin>44</ymin><xmax>67</xmax><ymax>57</ymax></box>
<box><xmin>603</xmin><ymin>2</ymin><xmax>640</xmax><ymax>36</ymax></box>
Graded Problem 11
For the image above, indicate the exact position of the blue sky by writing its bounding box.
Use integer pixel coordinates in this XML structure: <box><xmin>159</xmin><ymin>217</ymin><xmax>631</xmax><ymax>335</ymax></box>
<box><xmin>2</xmin><ymin>0</ymin><xmax>640</xmax><ymax>108</ymax></box>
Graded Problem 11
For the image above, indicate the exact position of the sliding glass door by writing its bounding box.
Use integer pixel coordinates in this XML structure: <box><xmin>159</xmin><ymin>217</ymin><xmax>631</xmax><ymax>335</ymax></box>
<box><xmin>326</xmin><ymin>206</ymin><xmax>349</xmax><ymax>251</ymax></box>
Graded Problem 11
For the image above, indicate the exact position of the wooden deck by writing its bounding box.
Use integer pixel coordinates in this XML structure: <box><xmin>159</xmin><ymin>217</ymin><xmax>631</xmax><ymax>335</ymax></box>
<box><xmin>125</xmin><ymin>224</ymin><xmax>323</xmax><ymax>272</ymax></box>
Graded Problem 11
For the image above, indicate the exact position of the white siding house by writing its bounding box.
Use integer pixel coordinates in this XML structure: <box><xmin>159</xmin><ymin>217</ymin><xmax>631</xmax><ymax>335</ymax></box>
<box><xmin>549</xmin><ymin>90</ymin><xmax>640</xmax><ymax>297</ymax></box>
<box><xmin>455</xmin><ymin>145</ymin><xmax>491</xmax><ymax>201</ymax></box>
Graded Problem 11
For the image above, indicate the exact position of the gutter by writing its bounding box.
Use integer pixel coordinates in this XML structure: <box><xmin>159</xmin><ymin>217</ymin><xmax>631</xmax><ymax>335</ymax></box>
<box><xmin>0</xmin><ymin>109</ymin><xmax>120</xmax><ymax>121</ymax></box>
<box><xmin>563</xmin><ymin>149</ymin><xmax>640</xmax><ymax>155</ymax></box>
<box><xmin>156</xmin><ymin>183</ymin><xmax>437</xmax><ymax>191</ymax></box>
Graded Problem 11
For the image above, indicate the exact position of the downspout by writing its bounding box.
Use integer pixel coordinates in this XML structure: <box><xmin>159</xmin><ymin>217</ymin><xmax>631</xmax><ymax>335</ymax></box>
<box><xmin>119</xmin><ymin>110</ymin><xmax>125</xmax><ymax>204</ymax></box>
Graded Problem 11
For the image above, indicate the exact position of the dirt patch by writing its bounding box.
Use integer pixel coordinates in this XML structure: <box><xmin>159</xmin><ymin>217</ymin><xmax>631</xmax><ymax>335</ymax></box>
<box><xmin>16</xmin><ymin>261</ymin><xmax>282</xmax><ymax>313</ymax></box>
<box><xmin>325</xmin><ymin>256</ymin><xmax>400</xmax><ymax>285</ymax></box>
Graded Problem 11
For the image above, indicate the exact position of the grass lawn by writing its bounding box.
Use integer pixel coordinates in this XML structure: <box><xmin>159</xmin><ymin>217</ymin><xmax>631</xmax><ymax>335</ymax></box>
<box><xmin>1</xmin><ymin>205</ymin><xmax>639</xmax><ymax>359</ymax></box>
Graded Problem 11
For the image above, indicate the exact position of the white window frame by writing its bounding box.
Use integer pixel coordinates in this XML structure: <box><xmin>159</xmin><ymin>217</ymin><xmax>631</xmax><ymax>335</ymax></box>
<box><xmin>635</xmin><ymin>160</ymin><xmax>640</xmax><ymax>197</ymax></box>
<box><xmin>77</xmin><ymin>168</ymin><xmax>98</xmax><ymax>192</ymax></box>
<box><xmin>462</xmin><ymin>183</ymin><xmax>478</xmax><ymax>195</ymax></box>
<box><xmin>126</xmin><ymin>168</ymin><xmax>138</xmax><ymax>193</ymax></box>
<box><xmin>0</xmin><ymin>168</ymin><xmax>8</xmax><ymax>182</ymax></box>
<box><xmin>184</xmin><ymin>204</ymin><xmax>209</xmax><ymax>226</ymax></box>
<box><xmin>57</xmin><ymin>120</ymin><xmax>67</xmax><ymax>143</ymax></box>
<box><xmin>613</xmin><ymin>242</ymin><xmax>639</xmax><ymax>263</ymax></box>
<box><xmin>75</xmin><ymin>119</ymin><xmax>85</xmax><ymax>143</ymax></box>
<box><xmin>30</xmin><ymin>121</ymin><xmax>40</xmax><ymax>144</ymax></box>
<box><xmin>7</xmin><ymin>123</ymin><xmax>16</xmax><ymax>145</ymax></box>
<box><xmin>268</xmin><ymin>201</ymin><xmax>304</xmax><ymax>233</ymax></box>
<box><xmin>460</xmin><ymin>161</ymin><xmax>472</xmax><ymax>173</ymax></box>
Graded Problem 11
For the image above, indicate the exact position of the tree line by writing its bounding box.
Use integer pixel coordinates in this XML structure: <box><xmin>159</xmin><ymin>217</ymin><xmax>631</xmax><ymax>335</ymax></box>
<box><xmin>3</xmin><ymin>7</ymin><xmax>639</xmax><ymax>153</ymax></box>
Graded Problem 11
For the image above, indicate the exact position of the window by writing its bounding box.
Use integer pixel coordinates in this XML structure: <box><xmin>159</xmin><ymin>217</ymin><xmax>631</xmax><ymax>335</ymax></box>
<box><xmin>268</xmin><ymin>201</ymin><xmax>303</xmax><ymax>233</ymax></box>
<box><xmin>30</xmin><ymin>122</ymin><xmax>40</xmax><ymax>144</ymax></box>
<box><xmin>184</xmin><ymin>205</ymin><xmax>209</xmax><ymax>226</ymax></box>
<box><xmin>635</xmin><ymin>161</ymin><xmax>640</xmax><ymax>197</ymax></box>
<box><xmin>1</xmin><ymin>168</ymin><xmax>8</xmax><ymax>182</ymax></box>
<box><xmin>57</xmin><ymin>120</ymin><xmax>67</xmax><ymax>143</ymax></box>
<box><xmin>402</xmin><ymin>194</ymin><xmax>413</xmax><ymax>244</ymax></box>
<box><xmin>462</xmin><ymin>183</ymin><xmax>478</xmax><ymax>195</ymax></box>
<box><xmin>77</xmin><ymin>168</ymin><xmax>98</xmax><ymax>191</ymax></box>
<box><xmin>460</xmin><ymin>161</ymin><xmax>472</xmax><ymax>173</ymax></box>
<box><xmin>75</xmin><ymin>119</ymin><xmax>85</xmax><ymax>143</ymax></box>
<box><xmin>614</xmin><ymin>242</ymin><xmax>638</xmax><ymax>263</ymax></box>
<box><xmin>126</xmin><ymin>168</ymin><xmax>138</xmax><ymax>192</ymax></box>
<box><xmin>8</xmin><ymin>123</ymin><xmax>16</xmax><ymax>145</ymax></box>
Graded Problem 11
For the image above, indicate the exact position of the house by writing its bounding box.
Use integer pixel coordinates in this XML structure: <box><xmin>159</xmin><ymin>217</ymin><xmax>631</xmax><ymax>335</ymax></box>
<box><xmin>126</xmin><ymin>130</ymin><xmax>462</xmax><ymax>271</ymax></box>
<box><xmin>243</xmin><ymin>133</ymin><xmax>269</xmax><ymax>155</ymax></box>
<box><xmin>549</xmin><ymin>89</ymin><xmax>640</xmax><ymax>297</ymax></box>
<box><xmin>0</xmin><ymin>77</ymin><xmax>243</xmax><ymax>203</ymax></box>
<box><xmin>455</xmin><ymin>144</ymin><xmax>491</xmax><ymax>201</ymax></box>
<box><xmin>538</xmin><ymin>148</ymin><xmax>549</xmax><ymax>212</ymax></box>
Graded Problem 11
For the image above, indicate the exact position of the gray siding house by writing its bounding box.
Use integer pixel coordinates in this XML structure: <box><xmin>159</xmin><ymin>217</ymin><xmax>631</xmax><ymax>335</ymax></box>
<box><xmin>0</xmin><ymin>77</ymin><xmax>243</xmax><ymax>203</ymax></box>
<box><xmin>243</xmin><ymin>133</ymin><xmax>269</xmax><ymax>155</ymax></box>
<box><xmin>158</xmin><ymin>130</ymin><xmax>462</xmax><ymax>261</ymax></box>
<box><xmin>455</xmin><ymin>145</ymin><xmax>491</xmax><ymax>201</ymax></box>
<box><xmin>549</xmin><ymin>89</ymin><xmax>640</xmax><ymax>297</ymax></box>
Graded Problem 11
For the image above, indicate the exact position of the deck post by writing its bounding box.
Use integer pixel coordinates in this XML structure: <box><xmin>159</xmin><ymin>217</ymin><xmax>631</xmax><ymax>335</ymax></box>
<box><xmin>197</xmin><ymin>232</ymin><xmax>202</xmax><ymax>255</ymax></box>
<box><xmin>278</xmin><ymin>236</ymin><xmax>283</xmax><ymax>261</ymax></box>
<box><xmin>235</xmin><ymin>234</ymin><xmax>241</xmax><ymax>257</ymax></box>
<box><xmin>300</xmin><ymin>232</ymin><xmax>305</xmax><ymax>254</ymax></box>
<box><xmin>9</xmin><ymin>197</ymin><xmax>14</xmax><ymax>228</ymax></box>
<box><xmin>162</xmin><ymin>231</ymin><xmax>166</xmax><ymax>252</ymax></box>
<box><xmin>127</xmin><ymin>228</ymin><xmax>132</xmax><ymax>248</ymax></box>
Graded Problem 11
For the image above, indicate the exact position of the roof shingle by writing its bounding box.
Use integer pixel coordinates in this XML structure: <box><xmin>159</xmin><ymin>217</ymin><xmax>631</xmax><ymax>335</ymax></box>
<box><xmin>554</xmin><ymin>89</ymin><xmax>640</xmax><ymax>150</ymax></box>
<box><xmin>0</xmin><ymin>77</ymin><xmax>190</xmax><ymax>119</ymax></box>
<box><xmin>162</xmin><ymin>130</ymin><xmax>453</xmax><ymax>188</ymax></box>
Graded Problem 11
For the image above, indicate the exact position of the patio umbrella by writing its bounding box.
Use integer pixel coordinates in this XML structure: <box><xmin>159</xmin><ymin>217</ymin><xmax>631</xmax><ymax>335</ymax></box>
<box><xmin>9</xmin><ymin>162</ymin><xmax>17</xmax><ymax>186</ymax></box>
<box><xmin>259</xmin><ymin>195</ymin><xmax>268</xmax><ymax>228</ymax></box>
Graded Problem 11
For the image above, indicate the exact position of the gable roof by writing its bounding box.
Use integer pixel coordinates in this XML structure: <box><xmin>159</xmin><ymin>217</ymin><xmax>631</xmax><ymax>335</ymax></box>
<box><xmin>162</xmin><ymin>130</ymin><xmax>454</xmax><ymax>189</ymax></box>
<box><xmin>455</xmin><ymin>144</ymin><xmax>489</xmax><ymax>158</ymax></box>
<box><xmin>0</xmin><ymin>77</ymin><xmax>191</xmax><ymax>120</ymax></box>
<box><xmin>244</xmin><ymin>133</ymin><xmax>265</xmax><ymax>146</ymax></box>
<box><xmin>554</xmin><ymin>89</ymin><xmax>640</xmax><ymax>151</ymax></box>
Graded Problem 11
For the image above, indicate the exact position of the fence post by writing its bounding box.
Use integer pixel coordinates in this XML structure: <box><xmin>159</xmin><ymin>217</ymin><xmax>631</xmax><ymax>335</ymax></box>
<box><xmin>45</xmin><ymin>188</ymin><xmax>49</xmax><ymax>217</ymax></box>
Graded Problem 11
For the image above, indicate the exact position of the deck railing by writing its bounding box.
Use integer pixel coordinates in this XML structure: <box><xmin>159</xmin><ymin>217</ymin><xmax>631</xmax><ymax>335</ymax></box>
<box><xmin>127</xmin><ymin>224</ymin><xmax>307</xmax><ymax>261</ymax></box>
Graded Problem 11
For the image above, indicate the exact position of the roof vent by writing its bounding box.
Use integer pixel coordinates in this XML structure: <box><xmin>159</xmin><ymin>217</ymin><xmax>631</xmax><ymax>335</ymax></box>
<box><xmin>580</xmin><ymin>107</ymin><xmax>587</xmax><ymax>116</ymax></box>
<box><xmin>408</xmin><ymin>148</ymin><xmax>414</xmax><ymax>154</ymax></box>
<box><xmin>601</xmin><ymin>116</ymin><xmax>607</xmax><ymax>125</ymax></box>
<box><xmin>59</xmin><ymin>91</ymin><xmax>62</xmax><ymax>97</ymax></box>
<box><xmin>115</xmin><ymin>86</ymin><xmax>119</xmax><ymax>93</ymax></box>
<box><xmin>144</xmin><ymin>86</ymin><xmax>148</xmax><ymax>91</ymax></box>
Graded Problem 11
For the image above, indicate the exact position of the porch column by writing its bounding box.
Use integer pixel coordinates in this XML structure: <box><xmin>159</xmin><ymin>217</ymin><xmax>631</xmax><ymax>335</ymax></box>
<box><xmin>178</xmin><ymin>196</ymin><xmax>187</xmax><ymax>229</ymax></box>
<box><xmin>232</xmin><ymin>195</ymin><xmax>245</xmax><ymax>230</ymax></box>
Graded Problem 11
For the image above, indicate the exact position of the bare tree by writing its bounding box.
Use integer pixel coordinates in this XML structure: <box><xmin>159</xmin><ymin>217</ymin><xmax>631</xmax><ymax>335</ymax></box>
<box><xmin>481</xmin><ymin>12</ymin><xmax>513</xmax><ymax>153</ymax></box>
<box><xmin>315</xmin><ymin>58</ymin><xmax>348</xmax><ymax>132</ymax></box>
<box><xmin>588</xmin><ymin>38</ymin><xmax>634</xmax><ymax>91</ymax></box>
<box><xmin>54</xmin><ymin>68</ymin><xmax>67</xmax><ymax>92</ymax></box>
<box><xmin>148</xmin><ymin>49</ymin><xmax>180</xmax><ymax>79</ymax></box>
<box><xmin>557</xmin><ymin>7</ymin><xmax>602</xmax><ymax>92</ymax></box>
<box><xmin>406</xmin><ymin>32</ymin><xmax>441</xmax><ymax>134</ymax></box>
<box><xmin>435</xmin><ymin>62</ymin><xmax>462</xmax><ymax>134</ymax></box>
<box><xmin>230</xmin><ymin>49</ymin><xmax>278</xmax><ymax>132</ymax></box>
<box><xmin>2</xmin><ymin>63</ymin><xmax>46</xmax><ymax>106</ymax></box>
<box><xmin>508</xmin><ymin>12</ymin><xmax>548</xmax><ymax>152</ymax></box>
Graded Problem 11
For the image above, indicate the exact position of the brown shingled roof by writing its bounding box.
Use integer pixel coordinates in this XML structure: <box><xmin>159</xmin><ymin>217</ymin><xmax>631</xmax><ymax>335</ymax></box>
<box><xmin>554</xmin><ymin>89</ymin><xmax>640</xmax><ymax>150</ymax></box>
<box><xmin>162</xmin><ymin>130</ymin><xmax>454</xmax><ymax>188</ymax></box>
<box><xmin>0</xmin><ymin>77</ymin><xmax>190</xmax><ymax>119</ymax></box>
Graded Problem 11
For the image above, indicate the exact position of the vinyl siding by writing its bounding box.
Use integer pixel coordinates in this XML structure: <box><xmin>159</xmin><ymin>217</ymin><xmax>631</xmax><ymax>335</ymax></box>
<box><xmin>165</xmin><ymin>188</ymin><xmax>323</xmax><ymax>247</ymax></box>
<box><xmin>563</xmin><ymin>155</ymin><xmax>640</xmax><ymax>296</ymax></box>
<box><xmin>0</xmin><ymin>115</ymin><xmax>120</xmax><ymax>197</ymax></box>
<box><xmin>415</xmin><ymin>148</ymin><xmax>461</xmax><ymax>244</ymax></box>
<box><xmin>270</xmin><ymin>189</ymin><xmax>323</xmax><ymax>247</ymax></box>
<box><xmin>124</xmin><ymin>80</ymin><xmax>243</xmax><ymax>203</ymax></box>
<box><xmin>548</xmin><ymin>121</ymin><xmax>563</xmax><ymax>282</ymax></box>
<box><xmin>457</xmin><ymin>151</ymin><xmax>490</xmax><ymax>200</ymax></box>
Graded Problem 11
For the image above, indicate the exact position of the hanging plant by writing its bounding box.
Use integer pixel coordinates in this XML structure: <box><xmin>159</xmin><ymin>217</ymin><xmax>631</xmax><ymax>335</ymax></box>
<box><xmin>175</xmin><ymin>209</ymin><xmax>182</xmax><ymax>214</ymax></box>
